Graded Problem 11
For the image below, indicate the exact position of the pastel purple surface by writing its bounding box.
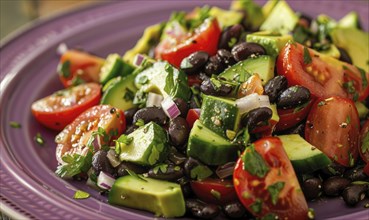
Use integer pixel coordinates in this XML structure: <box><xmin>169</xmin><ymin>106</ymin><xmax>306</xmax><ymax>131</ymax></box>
<box><xmin>1</xmin><ymin>1</ymin><xmax>368</xmax><ymax>219</ymax></box>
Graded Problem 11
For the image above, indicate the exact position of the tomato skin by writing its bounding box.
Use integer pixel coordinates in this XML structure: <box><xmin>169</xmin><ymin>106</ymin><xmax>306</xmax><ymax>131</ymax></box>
<box><xmin>186</xmin><ymin>108</ymin><xmax>201</xmax><ymax>128</ymax></box>
<box><xmin>275</xmin><ymin>100</ymin><xmax>314</xmax><ymax>131</ymax></box>
<box><xmin>190</xmin><ymin>178</ymin><xmax>238</xmax><ymax>205</ymax></box>
<box><xmin>55</xmin><ymin>105</ymin><xmax>125</xmax><ymax>164</ymax></box>
<box><xmin>58</xmin><ymin>50</ymin><xmax>104</xmax><ymax>87</ymax></box>
<box><xmin>359</xmin><ymin>119</ymin><xmax>369</xmax><ymax>163</ymax></box>
<box><xmin>31</xmin><ymin>83</ymin><xmax>101</xmax><ymax>131</ymax></box>
<box><xmin>305</xmin><ymin>96</ymin><xmax>360</xmax><ymax>167</ymax></box>
<box><xmin>155</xmin><ymin>18</ymin><xmax>221</xmax><ymax>68</ymax></box>
<box><xmin>277</xmin><ymin>42</ymin><xmax>369</xmax><ymax>101</ymax></box>
<box><xmin>233</xmin><ymin>137</ymin><xmax>308</xmax><ymax>219</ymax></box>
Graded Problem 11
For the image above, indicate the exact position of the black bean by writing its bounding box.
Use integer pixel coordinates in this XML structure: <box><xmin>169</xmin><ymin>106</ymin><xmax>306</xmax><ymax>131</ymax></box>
<box><xmin>191</xmin><ymin>203</ymin><xmax>220</xmax><ymax>219</ymax></box>
<box><xmin>323</xmin><ymin>176</ymin><xmax>351</xmax><ymax>196</ymax></box>
<box><xmin>223</xmin><ymin>202</ymin><xmax>247</xmax><ymax>219</ymax></box>
<box><xmin>277</xmin><ymin>85</ymin><xmax>310</xmax><ymax>109</ymax></box>
<box><xmin>174</xmin><ymin>98</ymin><xmax>189</xmax><ymax>117</ymax></box>
<box><xmin>242</xmin><ymin>107</ymin><xmax>273</xmax><ymax>130</ymax></box>
<box><xmin>282</xmin><ymin>123</ymin><xmax>306</xmax><ymax>137</ymax></box>
<box><xmin>264</xmin><ymin>75</ymin><xmax>288</xmax><ymax>103</ymax></box>
<box><xmin>217</xmin><ymin>49</ymin><xmax>236</xmax><ymax>67</ymax></box>
<box><xmin>231</xmin><ymin>42</ymin><xmax>266</xmax><ymax>62</ymax></box>
<box><xmin>132</xmin><ymin>106</ymin><xmax>168</xmax><ymax>125</ymax></box>
<box><xmin>204</xmin><ymin>55</ymin><xmax>225</xmax><ymax>76</ymax></box>
<box><xmin>200</xmin><ymin>78</ymin><xmax>233</xmax><ymax>96</ymax></box>
<box><xmin>168</xmin><ymin>148</ymin><xmax>187</xmax><ymax>165</ymax></box>
<box><xmin>180</xmin><ymin>51</ymin><xmax>209</xmax><ymax>74</ymax></box>
<box><xmin>344</xmin><ymin>168</ymin><xmax>369</xmax><ymax>181</ymax></box>
<box><xmin>342</xmin><ymin>184</ymin><xmax>368</xmax><ymax>206</ymax></box>
<box><xmin>124</xmin><ymin>107</ymin><xmax>139</xmax><ymax>125</ymax></box>
<box><xmin>148</xmin><ymin>164</ymin><xmax>184</xmax><ymax>181</ymax></box>
<box><xmin>186</xmin><ymin>199</ymin><xmax>205</xmax><ymax>213</ymax></box>
<box><xmin>116</xmin><ymin>161</ymin><xmax>147</xmax><ymax>177</ymax></box>
<box><xmin>168</xmin><ymin>117</ymin><xmax>190</xmax><ymax>147</ymax></box>
<box><xmin>338</xmin><ymin>47</ymin><xmax>353</xmax><ymax>64</ymax></box>
<box><xmin>181</xmin><ymin>182</ymin><xmax>193</xmax><ymax>198</ymax></box>
<box><xmin>218</xmin><ymin>24</ymin><xmax>244</xmax><ymax>50</ymax></box>
<box><xmin>302</xmin><ymin>177</ymin><xmax>322</xmax><ymax>201</ymax></box>
<box><xmin>124</xmin><ymin>125</ymin><xmax>138</xmax><ymax>135</ymax></box>
<box><xmin>92</xmin><ymin>151</ymin><xmax>115</xmax><ymax>175</ymax></box>
<box><xmin>321</xmin><ymin>162</ymin><xmax>347</xmax><ymax>178</ymax></box>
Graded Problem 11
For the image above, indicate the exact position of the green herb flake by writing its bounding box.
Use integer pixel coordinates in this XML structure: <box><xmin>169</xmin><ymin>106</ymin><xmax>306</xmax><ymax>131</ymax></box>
<box><xmin>349</xmin><ymin>152</ymin><xmax>355</xmax><ymax>167</ymax></box>
<box><xmin>71</xmin><ymin>76</ymin><xmax>85</xmax><ymax>86</ymax></box>
<box><xmin>228</xmin><ymin>37</ymin><xmax>237</xmax><ymax>48</ymax></box>
<box><xmin>318</xmin><ymin>101</ymin><xmax>326</xmax><ymax>106</ymax></box>
<box><xmin>127</xmin><ymin>169</ymin><xmax>147</xmax><ymax>182</ymax></box>
<box><xmin>267</xmin><ymin>181</ymin><xmax>285</xmax><ymax>205</ymax></box>
<box><xmin>361</xmin><ymin>132</ymin><xmax>369</xmax><ymax>154</ymax></box>
<box><xmin>343</xmin><ymin>65</ymin><xmax>349</xmax><ymax>70</ymax></box>
<box><xmin>56</xmin><ymin>151</ymin><xmax>92</xmax><ymax>178</ymax></box>
<box><xmin>210</xmin><ymin>78</ymin><xmax>222</xmax><ymax>90</ymax></box>
<box><xmin>242</xmin><ymin>145</ymin><xmax>270</xmax><ymax>178</ymax></box>
<box><xmin>210</xmin><ymin>189</ymin><xmax>221</xmax><ymax>200</ymax></box>
<box><xmin>303</xmin><ymin>47</ymin><xmax>312</xmax><ymax>65</ymax></box>
<box><xmin>9</xmin><ymin>121</ymin><xmax>21</xmax><ymax>128</ymax></box>
<box><xmin>249</xmin><ymin>199</ymin><xmax>263</xmax><ymax>214</ymax></box>
<box><xmin>123</xmin><ymin>88</ymin><xmax>135</xmax><ymax>101</ymax></box>
<box><xmin>346</xmin><ymin>115</ymin><xmax>351</xmax><ymax>124</ymax></box>
<box><xmin>152</xmin><ymin>164</ymin><xmax>168</xmax><ymax>174</ymax></box>
<box><xmin>261</xmin><ymin>213</ymin><xmax>278</xmax><ymax>220</ymax></box>
<box><xmin>135</xmin><ymin>119</ymin><xmax>145</xmax><ymax>127</ymax></box>
<box><xmin>308</xmin><ymin>208</ymin><xmax>315</xmax><ymax>219</ymax></box>
<box><xmin>73</xmin><ymin>190</ymin><xmax>90</xmax><ymax>200</ymax></box>
<box><xmin>190</xmin><ymin>165</ymin><xmax>213</xmax><ymax>180</ymax></box>
<box><xmin>115</xmin><ymin>134</ymin><xmax>133</xmax><ymax>154</ymax></box>
<box><xmin>293</xmin><ymin>101</ymin><xmax>309</xmax><ymax>113</ymax></box>
<box><xmin>164</xmin><ymin>64</ymin><xmax>174</xmax><ymax>94</ymax></box>
<box><xmin>358</xmin><ymin>67</ymin><xmax>368</xmax><ymax>88</ymax></box>
<box><xmin>34</xmin><ymin>132</ymin><xmax>45</xmax><ymax>146</ymax></box>
<box><xmin>57</xmin><ymin>60</ymin><xmax>71</xmax><ymax>78</ymax></box>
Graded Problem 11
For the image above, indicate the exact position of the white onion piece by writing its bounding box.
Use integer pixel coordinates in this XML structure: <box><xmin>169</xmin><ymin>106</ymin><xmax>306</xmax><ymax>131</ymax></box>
<box><xmin>56</xmin><ymin>43</ymin><xmax>68</xmax><ymax>55</ymax></box>
<box><xmin>161</xmin><ymin>97</ymin><xmax>181</xmax><ymax>119</ymax></box>
<box><xmin>235</xmin><ymin>93</ymin><xmax>260</xmax><ymax>115</ymax></box>
<box><xmin>133</xmin><ymin>54</ymin><xmax>145</xmax><ymax>67</ymax></box>
<box><xmin>97</xmin><ymin>171</ymin><xmax>115</xmax><ymax>190</ymax></box>
<box><xmin>258</xmin><ymin>95</ymin><xmax>271</xmax><ymax>108</ymax></box>
<box><xmin>106</xmin><ymin>149</ymin><xmax>121</xmax><ymax>168</ymax></box>
<box><xmin>146</xmin><ymin>92</ymin><xmax>164</xmax><ymax>107</ymax></box>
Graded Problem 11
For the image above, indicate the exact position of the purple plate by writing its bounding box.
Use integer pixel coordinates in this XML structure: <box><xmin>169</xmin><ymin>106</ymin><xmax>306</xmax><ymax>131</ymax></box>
<box><xmin>1</xmin><ymin>1</ymin><xmax>368</xmax><ymax>219</ymax></box>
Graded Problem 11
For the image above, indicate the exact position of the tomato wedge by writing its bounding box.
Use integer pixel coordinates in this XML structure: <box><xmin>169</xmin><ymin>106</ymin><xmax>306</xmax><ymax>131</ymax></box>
<box><xmin>305</xmin><ymin>96</ymin><xmax>360</xmax><ymax>167</ymax></box>
<box><xmin>359</xmin><ymin>119</ymin><xmax>369</xmax><ymax>163</ymax></box>
<box><xmin>233</xmin><ymin>137</ymin><xmax>308</xmax><ymax>219</ymax></box>
<box><xmin>155</xmin><ymin>18</ymin><xmax>221</xmax><ymax>68</ymax></box>
<box><xmin>275</xmin><ymin>100</ymin><xmax>314</xmax><ymax>131</ymax></box>
<box><xmin>58</xmin><ymin>50</ymin><xmax>104</xmax><ymax>87</ymax></box>
<box><xmin>31</xmin><ymin>83</ymin><xmax>101</xmax><ymax>130</ymax></box>
<box><xmin>190</xmin><ymin>178</ymin><xmax>238</xmax><ymax>205</ymax></box>
<box><xmin>277</xmin><ymin>42</ymin><xmax>369</xmax><ymax>101</ymax></box>
<box><xmin>55</xmin><ymin>105</ymin><xmax>125</xmax><ymax>164</ymax></box>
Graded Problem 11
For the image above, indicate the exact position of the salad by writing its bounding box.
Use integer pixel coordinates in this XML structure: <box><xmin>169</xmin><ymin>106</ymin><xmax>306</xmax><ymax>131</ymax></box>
<box><xmin>30</xmin><ymin>0</ymin><xmax>369</xmax><ymax>219</ymax></box>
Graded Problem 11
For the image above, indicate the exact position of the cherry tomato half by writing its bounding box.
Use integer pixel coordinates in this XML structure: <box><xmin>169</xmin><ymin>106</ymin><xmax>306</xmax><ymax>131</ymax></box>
<box><xmin>233</xmin><ymin>137</ymin><xmax>308</xmax><ymax>219</ymax></box>
<box><xmin>155</xmin><ymin>18</ymin><xmax>221</xmax><ymax>68</ymax></box>
<box><xmin>31</xmin><ymin>83</ymin><xmax>101</xmax><ymax>130</ymax></box>
<box><xmin>58</xmin><ymin>50</ymin><xmax>104</xmax><ymax>87</ymax></box>
<box><xmin>305</xmin><ymin>96</ymin><xmax>360</xmax><ymax>167</ymax></box>
<box><xmin>55</xmin><ymin>105</ymin><xmax>125</xmax><ymax>164</ymax></box>
<box><xmin>190</xmin><ymin>178</ymin><xmax>238</xmax><ymax>205</ymax></box>
<box><xmin>359</xmin><ymin>119</ymin><xmax>369</xmax><ymax>163</ymax></box>
<box><xmin>275</xmin><ymin>100</ymin><xmax>314</xmax><ymax>131</ymax></box>
<box><xmin>277</xmin><ymin>42</ymin><xmax>369</xmax><ymax>101</ymax></box>
<box><xmin>186</xmin><ymin>108</ymin><xmax>201</xmax><ymax>128</ymax></box>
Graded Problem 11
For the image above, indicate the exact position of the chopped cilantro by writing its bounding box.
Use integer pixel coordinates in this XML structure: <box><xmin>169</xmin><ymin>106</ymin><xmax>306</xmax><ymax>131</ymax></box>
<box><xmin>346</xmin><ymin>115</ymin><xmax>351</xmax><ymax>124</ymax></box>
<box><xmin>303</xmin><ymin>47</ymin><xmax>312</xmax><ymax>65</ymax></box>
<box><xmin>9</xmin><ymin>121</ymin><xmax>21</xmax><ymax>128</ymax></box>
<box><xmin>123</xmin><ymin>88</ymin><xmax>135</xmax><ymax>101</ymax></box>
<box><xmin>210</xmin><ymin>189</ymin><xmax>221</xmax><ymax>200</ymax></box>
<box><xmin>135</xmin><ymin>119</ymin><xmax>145</xmax><ymax>127</ymax></box>
<box><xmin>190</xmin><ymin>164</ymin><xmax>213</xmax><ymax>180</ymax></box>
<box><xmin>73</xmin><ymin>190</ymin><xmax>90</xmax><ymax>199</ymax></box>
<box><xmin>115</xmin><ymin>134</ymin><xmax>133</xmax><ymax>155</ymax></box>
<box><xmin>317</xmin><ymin>101</ymin><xmax>326</xmax><ymax>106</ymax></box>
<box><xmin>57</xmin><ymin>60</ymin><xmax>71</xmax><ymax>78</ymax></box>
<box><xmin>358</xmin><ymin>67</ymin><xmax>368</xmax><ymax>88</ymax></box>
<box><xmin>250</xmin><ymin>199</ymin><xmax>263</xmax><ymax>213</ymax></box>
<box><xmin>34</xmin><ymin>132</ymin><xmax>45</xmax><ymax>146</ymax></box>
<box><xmin>267</xmin><ymin>181</ymin><xmax>285</xmax><ymax>205</ymax></box>
<box><xmin>242</xmin><ymin>145</ymin><xmax>270</xmax><ymax>178</ymax></box>
<box><xmin>127</xmin><ymin>169</ymin><xmax>147</xmax><ymax>182</ymax></box>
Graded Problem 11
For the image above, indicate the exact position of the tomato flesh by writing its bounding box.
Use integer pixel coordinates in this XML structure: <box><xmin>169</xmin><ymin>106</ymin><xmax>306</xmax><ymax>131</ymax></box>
<box><xmin>55</xmin><ymin>105</ymin><xmax>125</xmax><ymax>164</ymax></box>
<box><xmin>58</xmin><ymin>50</ymin><xmax>104</xmax><ymax>87</ymax></box>
<box><xmin>277</xmin><ymin>42</ymin><xmax>369</xmax><ymax>101</ymax></box>
<box><xmin>190</xmin><ymin>178</ymin><xmax>237</xmax><ymax>205</ymax></box>
<box><xmin>31</xmin><ymin>83</ymin><xmax>101</xmax><ymax>130</ymax></box>
<box><xmin>305</xmin><ymin>96</ymin><xmax>360</xmax><ymax>167</ymax></box>
<box><xmin>155</xmin><ymin>18</ymin><xmax>221</xmax><ymax>68</ymax></box>
<box><xmin>275</xmin><ymin>100</ymin><xmax>314</xmax><ymax>131</ymax></box>
<box><xmin>233</xmin><ymin>137</ymin><xmax>308</xmax><ymax>219</ymax></box>
<box><xmin>359</xmin><ymin>119</ymin><xmax>369</xmax><ymax>163</ymax></box>
<box><xmin>186</xmin><ymin>108</ymin><xmax>201</xmax><ymax>128</ymax></box>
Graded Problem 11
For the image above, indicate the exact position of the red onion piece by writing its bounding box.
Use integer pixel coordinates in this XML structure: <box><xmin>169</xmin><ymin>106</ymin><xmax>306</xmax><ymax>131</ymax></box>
<box><xmin>97</xmin><ymin>171</ymin><xmax>115</xmax><ymax>190</ymax></box>
<box><xmin>161</xmin><ymin>97</ymin><xmax>181</xmax><ymax>119</ymax></box>
<box><xmin>215</xmin><ymin>162</ymin><xmax>236</xmax><ymax>179</ymax></box>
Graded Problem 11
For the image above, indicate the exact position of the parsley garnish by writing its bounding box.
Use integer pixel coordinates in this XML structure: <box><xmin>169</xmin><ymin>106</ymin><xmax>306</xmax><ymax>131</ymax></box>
<box><xmin>303</xmin><ymin>47</ymin><xmax>312</xmax><ymax>65</ymax></box>
<box><xmin>9</xmin><ymin>121</ymin><xmax>21</xmax><ymax>128</ymax></box>
<box><xmin>73</xmin><ymin>190</ymin><xmax>90</xmax><ymax>199</ymax></box>
<box><xmin>57</xmin><ymin>60</ymin><xmax>71</xmax><ymax>78</ymax></box>
<box><xmin>267</xmin><ymin>181</ymin><xmax>285</xmax><ymax>205</ymax></box>
<box><xmin>242</xmin><ymin>145</ymin><xmax>270</xmax><ymax>178</ymax></box>
<box><xmin>56</xmin><ymin>151</ymin><xmax>92</xmax><ymax>178</ymax></box>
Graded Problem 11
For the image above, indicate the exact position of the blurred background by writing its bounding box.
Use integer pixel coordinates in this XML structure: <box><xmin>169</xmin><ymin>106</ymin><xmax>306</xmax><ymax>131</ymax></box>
<box><xmin>0</xmin><ymin>0</ymin><xmax>100</xmax><ymax>40</ymax></box>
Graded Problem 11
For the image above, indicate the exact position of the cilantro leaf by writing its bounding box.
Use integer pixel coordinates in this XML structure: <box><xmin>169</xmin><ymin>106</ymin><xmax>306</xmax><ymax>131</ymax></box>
<box><xmin>73</xmin><ymin>190</ymin><xmax>90</xmax><ymax>199</ymax></box>
<box><xmin>303</xmin><ymin>47</ymin><xmax>312</xmax><ymax>65</ymax></box>
<box><xmin>242</xmin><ymin>145</ymin><xmax>270</xmax><ymax>178</ymax></box>
<box><xmin>267</xmin><ymin>181</ymin><xmax>285</xmax><ymax>205</ymax></box>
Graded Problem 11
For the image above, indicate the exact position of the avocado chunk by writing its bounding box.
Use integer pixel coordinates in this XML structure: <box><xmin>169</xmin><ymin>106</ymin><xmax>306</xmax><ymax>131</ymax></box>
<box><xmin>123</xmin><ymin>23</ymin><xmax>164</xmax><ymax>65</ymax></box>
<box><xmin>187</xmin><ymin>120</ymin><xmax>240</xmax><ymax>165</ymax></box>
<box><xmin>260</xmin><ymin>0</ymin><xmax>298</xmax><ymax>35</ymax></box>
<box><xmin>230</xmin><ymin>0</ymin><xmax>265</xmax><ymax>30</ymax></box>
<box><xmin>330</xmin><ymin>28</ymin><xmax>369</xmax><ymax>72</ymax></box>
<box><xmin>101</xmin><ymin>74</ymin><xmax>138</xmax><ymax>111</ymax></box>
<box><xmin>116</xmin><ymin>122</ymin><xmax>169</xmax><ymax>166</ymax></box>
<box><xmin>109</xmin><ymin>175</ymin><xmax>185</xmax><ymax>218</ymax></box>
<box><xmin>246</xmin><ymin>31</ymin><xmax>293</xmax><ymax>57</ymax></box>
<box><xmin>200</xmin><ymin>95</ymin><xmax>241</xmax><ymax>139</ymax></box>
<box><xmin>219</xmin><ymin>55</ymin><xmax>275</xmax><ymax>85</ymax></box>
<box><xmin>278</xmin><ymin>134</ymin><xmax>331</xmax><ymax>174</ymax></box>
<box><xmin>338</xmin><ymin>11</ymin><xmax>361</xmax><ymax>29</ymax></box>
<box><xmin>209</xmin><ymin>6</ymin><xmax>243</xmax><ymax>28</ymax></box>
<box><xmin>135</xmin><ymin>61</ymin><xmax>191</xmax><ymax>101</ymax></box>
